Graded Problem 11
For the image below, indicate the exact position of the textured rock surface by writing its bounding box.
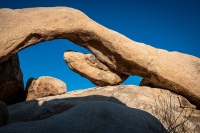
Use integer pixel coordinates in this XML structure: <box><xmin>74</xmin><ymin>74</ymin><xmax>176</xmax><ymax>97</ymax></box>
<box><xmin>25</xmin><ymin>76</ymin><xmax>67</xmax><ymax>101</ymax></box>
<box><xmin>0</xmin><ymin>7</ymin><xmax>199</xmax><ymax>108</ymax></box>
<box><xmin>0</xmin><ymin>54</ymin><xmax>24</xmax><ymax>104</ymax></box>
<box><xmin>64</xmin><ymin>51</ymin><xmax>128</xmax><ymax>86</ymax></box>
<box><xmin>1</xmin><ymin>85</ymin><xmax>199</xmax><ymax>132</ymax></box>
<box><xmin>0</xmin><ymin>101</ymin><xmax>9</xmax><ymax>127</ymax></box>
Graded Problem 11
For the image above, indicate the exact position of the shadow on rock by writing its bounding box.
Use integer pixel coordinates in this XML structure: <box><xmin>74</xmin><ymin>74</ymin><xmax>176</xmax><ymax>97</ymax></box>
<box><xmin>0</xmin><ymin>95</ymin><xmax>167</xmax><ymax>133</ymax></box>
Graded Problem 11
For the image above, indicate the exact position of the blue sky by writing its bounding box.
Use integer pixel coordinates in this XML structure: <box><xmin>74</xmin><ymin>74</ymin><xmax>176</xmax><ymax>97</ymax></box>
<box><xmin>1</xmin><ymin>0</ymin><xmax>200</xmax><ymax>92</ymax></box>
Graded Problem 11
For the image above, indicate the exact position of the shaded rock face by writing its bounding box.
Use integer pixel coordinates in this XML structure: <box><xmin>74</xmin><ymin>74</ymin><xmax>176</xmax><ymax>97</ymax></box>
<box><xmin>0</xmin><ymin>7</ymin><xmax>199</xmax><ymax>108</ymax></box>
<box><xmin>2</xmin><ymin>85</ymin><xmax>199</xmax><ymax>132</ymax></box>
<box><xmin>64</xmin><ymin>51</ymin><xmax>128</xmax><ymax>86</ymax></box>
<box><xmin>1</xmin><ymin>102</ymin><xmax>166</xmax><ymax>133</ymax></box>
<box><xmin>25</xmin><ymin>76</ymin><xmax>67</xmax><ymax>101</ymax></box>
<box><xmin>0</xmin><ymin>54</ymin><xmax>24</xmax><ymax>105</ymax></box>
<box><xmin>0</xmin><ymin>100</ymin><xmax>9</xmax><ymax>127</ymax></box>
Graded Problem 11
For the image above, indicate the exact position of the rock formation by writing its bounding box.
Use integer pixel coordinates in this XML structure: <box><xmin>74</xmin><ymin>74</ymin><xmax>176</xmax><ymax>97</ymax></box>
<box><xmin>64</xmin><ymin>51</ymin><xmax>128</xmax><ymax>86</ymax></box>
<box><xmin>0</xmin><ymin>100</ymin><xmax>9</xmax><ymax>127</ymax></box>
<box><xmin>25</xmin><ymin>76</ymin><xmax>67</xmax><ymax>101</ymax></box>
<box><xmin>1</xmin><ymin>85</ymin><xmax>199</xmax><ymax>132</ymax></box>
<box><xmin>0</xmin><ymin>7</ymin><xmax>199</xmax><ymax>108</ymax></box>
<box><xmin>0</xmin><ymin>54</ymin><xmax>24</xmax><ymax>105</ymax></box>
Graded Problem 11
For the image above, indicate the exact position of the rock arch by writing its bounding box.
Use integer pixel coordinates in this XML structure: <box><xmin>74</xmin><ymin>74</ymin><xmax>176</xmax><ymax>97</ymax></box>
<box><xmin>0</xmin><ymin>7</ymin><xmax>200</xmax><ymax>108</ymax></box>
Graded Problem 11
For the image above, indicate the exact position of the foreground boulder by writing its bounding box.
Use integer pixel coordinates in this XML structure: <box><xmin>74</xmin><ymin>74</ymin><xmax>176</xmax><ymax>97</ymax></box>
<box><xmin>0</xmin><ymin>100</ymin><xmax>9</xmax><ymax>127</ymax></box>
<box><xmin>1</xmin><ymin>85</ymin><xmax>199</xmax><ymax>132</ymax></box>
<box><xmin>0</xmin><ymin>101</ymin><xmax>166</xmax><ymax>133</ymax></box>
<box><xmin>25</xmin><ymin>76</ymin><xmax>67</xmax><ymax>101</ymax></box>
<box><xmin>0</xmin><ymin>54</ymin><xmax>24</xmax><ymax>104</ymax></box>
<box><xmin>0</xmin><ymin>7</ymin><xmax>199</xmax><ymax>108</ymax></box>
<box><xmin>64</xmin><ymin>51</ymin><xmax>128</xmax><ymax>86</ymax></box>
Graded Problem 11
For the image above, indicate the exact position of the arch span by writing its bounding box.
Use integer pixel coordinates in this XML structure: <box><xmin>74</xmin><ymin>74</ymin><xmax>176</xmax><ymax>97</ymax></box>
<box><xmin>0</xmin><ymin>7</ymin><xmax>154</xmax><ymax>76</ymax></box>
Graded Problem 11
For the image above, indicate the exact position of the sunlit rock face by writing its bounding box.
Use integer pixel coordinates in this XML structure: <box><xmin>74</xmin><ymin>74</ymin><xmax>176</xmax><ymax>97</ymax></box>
<box><xmin>25</xmin><ymin>76</ymin><xmax>67</xmax><ymax>101</ymax></box>
<box><xmin>0</xmin><ymin>7</ymin><xmax>199</xmax><ymax>108</ymax></box>
<box><xmin>0</xmin><ymin>54</ymin><xmax>24</xmax><ymax>105</ymax></box>
<box><xmin>64</xmin><ymin>51</ymin><xmax>128</xmax><ymax>86</ymax></box>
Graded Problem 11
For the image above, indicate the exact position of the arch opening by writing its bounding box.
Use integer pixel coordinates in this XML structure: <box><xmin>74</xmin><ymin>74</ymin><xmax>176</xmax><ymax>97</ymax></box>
<box><xmin>122</xmin><ymin>76</ymin><xmax>141</xmax><ymax>86</ymax></box>
<box><xmin>19</xmin><ymin>39</ymin><xmax>95</xmax><ymax>92</ymax></box>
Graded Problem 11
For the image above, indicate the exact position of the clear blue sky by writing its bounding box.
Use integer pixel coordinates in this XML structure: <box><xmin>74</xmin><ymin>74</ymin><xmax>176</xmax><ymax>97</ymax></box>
<box><xmin>1</xmin><ymin>0</ymin><xmax>200</xmax><ymax>92</ymax></box>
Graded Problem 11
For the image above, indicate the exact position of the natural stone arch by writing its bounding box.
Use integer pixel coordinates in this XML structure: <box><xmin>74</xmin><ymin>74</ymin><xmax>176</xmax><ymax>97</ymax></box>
<box><xmin>0</xmin><ymin>7</ymin><xmax>200</xmax><ymax>108</ymax></box>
